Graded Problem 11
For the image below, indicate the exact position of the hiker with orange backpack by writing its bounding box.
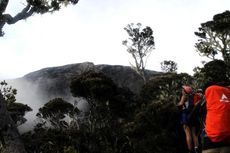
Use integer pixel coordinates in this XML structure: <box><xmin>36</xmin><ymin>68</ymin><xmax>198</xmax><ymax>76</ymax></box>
<box><xmin>177</xmin><ymin>86</ymin><xmax>200</xmax><ymax>153</ymax></box>
<box><xmin>199</xmin><ymin>60</ymin><xmax>230</xmax><ymax>153</ymax></box>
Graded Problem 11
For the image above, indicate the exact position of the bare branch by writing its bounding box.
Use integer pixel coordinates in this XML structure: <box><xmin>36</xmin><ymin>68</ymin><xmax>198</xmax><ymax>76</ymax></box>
<box><xmin>0</xmin><ymin>0</ymin><xmax>9</xmax><ymax>14</ymax></box>
<box><xmin>0</xmin><ymin>4</ymin><xmax>34</xmax><ymax>36</ymax></box>
<box><xmin>6</xmin><ymin>4</ymin><xmax>34</xmax><ymax>24</ymax></box>
<box><xmin>0</xmin><ymin>0</ymin><xmax>79</xmax><ymax>37</ymax></box>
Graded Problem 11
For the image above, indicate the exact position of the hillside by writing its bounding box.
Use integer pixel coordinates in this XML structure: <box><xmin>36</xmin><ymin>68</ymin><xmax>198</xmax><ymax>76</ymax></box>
<box><xmin>8</xmin><ymin>62</ymin><xmax>160</xmax><ymax>130</ymax></box>
<box><xmin>11</xmin><ymin>62</ymin><xmax>159</xmax><ymax>103</ymax></box>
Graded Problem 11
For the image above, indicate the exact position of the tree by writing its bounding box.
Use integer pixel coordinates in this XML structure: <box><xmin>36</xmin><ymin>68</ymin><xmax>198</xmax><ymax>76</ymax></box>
<box><xmin>194</xmin><ymin>59</ymin><xmax>230</xmax><ymax>90</ymax></box>
<box><xmin>36</xmin><ymin>98</ymin><xmax>76</xmax><ymax>130</ymax></box>
<box><xmin>70</xmin><ymin>70</ymin><xmax>137</xmax><ymax>120</ymax></box>
<box><xmin>0</xmin><ymin>80</ymin><xmax>17</xmax><ymax>103</ymax></box>
<box><xmin>194</xmin><ymin>10</ymin><xmax>230</xmax><ymax>66</ymax></box>
<box><xmin>122</xmin><ymin>23</ymin><xmax>155</xmax><ymax>83</ymax></box>
<box><xmin>0</xmin><ymin>80</ymin><xmax>32</xmax><ymax>153</ymax></box>
<box><xmin>70</xmin><ymin>70</ymin><xmax>123</xmax><ymax>128</ymax></box>
<box><xmin>0</xmin><ymin>92</ymin><xmax>27</xmax><ymax>153</ymax></box>
<box><xmin>0</xmin><ymin>80</ymin><xmax>32</xmax><ymax>126</ymax></box>
<box><xmin>0</xmin><ymin>0</ymin><xmax>79</xmax><ymax>37</ymax></box>
<box><xmin>141</xmin><ymin>73</ymin><xmax>193</xmax><ymax>103</ymax></box>
<box><xmin>70</xmin><ymin>70</ymin><xmax>136</xmax><ymax>153</ymax></box>
<box><xmin>160</xmin><ymin>60</ymin><xmax>178</xmax><ymax>73</ymax></box>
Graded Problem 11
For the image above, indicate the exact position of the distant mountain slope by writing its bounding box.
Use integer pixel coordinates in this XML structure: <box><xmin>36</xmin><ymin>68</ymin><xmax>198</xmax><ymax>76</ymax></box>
<box><xmin>16</xmin><ymin>62</ymin><xmax>159</xmax><ymax>100</ymax></box>
<box><xmin>8</xmin><ymin>62</ymin><xmax>160</xmax><ymax>131</ymax></box>
<box><xmin>10</xmin><ymin>62</ymin><xmax>157</xmax><ymax>110</ymax></box>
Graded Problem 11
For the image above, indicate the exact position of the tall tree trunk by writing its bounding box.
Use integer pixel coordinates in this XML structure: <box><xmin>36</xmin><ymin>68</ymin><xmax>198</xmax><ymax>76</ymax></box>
<box><xmin>0</xmin><ymin>92</ymin><xmax>27</xmax><ymax>153</ymax></box>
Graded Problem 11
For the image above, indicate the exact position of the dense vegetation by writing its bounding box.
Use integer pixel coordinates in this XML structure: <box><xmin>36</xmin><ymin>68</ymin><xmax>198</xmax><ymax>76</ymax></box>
<box><xmin>19</xmin><ymin>71</ymin><xmax>193</xmax><ymax>153</ymax></box>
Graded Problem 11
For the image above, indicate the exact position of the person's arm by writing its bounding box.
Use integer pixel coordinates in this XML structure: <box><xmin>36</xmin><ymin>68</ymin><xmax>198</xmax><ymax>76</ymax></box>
<box><xmin>177</xmin><ymin>89</ymin><xmax>186</xmax><ymax>106</ymax></box>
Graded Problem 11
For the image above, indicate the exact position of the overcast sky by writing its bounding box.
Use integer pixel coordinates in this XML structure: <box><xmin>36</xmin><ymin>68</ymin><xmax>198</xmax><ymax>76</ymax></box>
<box><xmin>0</xmin><ymin>0</ymin><xmax>229</xmax><ymax>79</ymax></box>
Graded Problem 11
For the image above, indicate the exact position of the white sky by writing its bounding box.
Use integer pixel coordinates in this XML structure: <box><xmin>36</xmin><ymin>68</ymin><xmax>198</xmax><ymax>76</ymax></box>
<box><xmin>0</xmin><ymin>0</ymin><xmax>229</xmax><ymax>79</ymax></box>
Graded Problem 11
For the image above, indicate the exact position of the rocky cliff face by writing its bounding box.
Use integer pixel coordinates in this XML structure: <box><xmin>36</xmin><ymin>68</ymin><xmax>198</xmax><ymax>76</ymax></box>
<box><xmin>9</xmin><ymin>62</ymin><xmax>160</xmax><ymax>131</ymax></box>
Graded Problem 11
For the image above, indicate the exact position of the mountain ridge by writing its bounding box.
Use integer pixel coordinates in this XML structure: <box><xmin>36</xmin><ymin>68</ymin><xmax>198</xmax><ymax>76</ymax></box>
<box><xmin>7</xmin><ymin>62</ymin><xmax>160</xmax><ymax>131</ymax></box>
<box><xmin>9</xmin><ymin>62</ymin><xmax>160</xmax><ymax>112</ymax></box>
<box><xmin>19</xmin><ymin>62</ymin><xmax>160</xmax><ymax>97</ymax></box>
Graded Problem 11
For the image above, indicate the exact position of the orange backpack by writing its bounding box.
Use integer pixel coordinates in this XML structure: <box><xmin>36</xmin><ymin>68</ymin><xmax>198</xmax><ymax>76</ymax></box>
<box><xmin>205</xmin><ymin>85</ymin><xmax>230</xmax><ymax>143</ymax></box>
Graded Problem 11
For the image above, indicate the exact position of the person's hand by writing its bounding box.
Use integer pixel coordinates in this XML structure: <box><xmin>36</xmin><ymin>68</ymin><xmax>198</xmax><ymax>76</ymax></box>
<box><xmin>181</xmin><ymin>89</ymin><xmax>186</xmax><ymax>96</ymax></box>
<box><xmin>177</xmin><ymin>90</ymin><xmax>186</xmax><ymax>106</ymax></box>
<box><xmin>176</xmin><ymin>102</ymin><xmax>183</xmax><ymax>107</ymax></box>
<box><xmin>176</xmin><ymin>102</ymin><xmax>183</xmax><ymax>110</ymax></box>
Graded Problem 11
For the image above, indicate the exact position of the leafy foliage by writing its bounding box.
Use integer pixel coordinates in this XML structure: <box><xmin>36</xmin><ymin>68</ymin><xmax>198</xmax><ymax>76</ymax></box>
<box><xmin>127</xmin><ymin>101</ymin><xmax>185</xmax><ymax>153</ymax></box>
<box><xmin>0</xmin><ymin>80</ymin><xmax>32</xmax><ymax>126</ymax></box>
<box><xmin>194</xmin><ymin>59</ymin><xmax>230</xmax><ymax>90</ymax></box>
<box><xmin>36</xmin><ymin>98</ymin><xmax>76</xmax><ymax>130</ymax></box>
<box><xmin>122</xmin><ymin>23</ymin><xmax>155</xmax><ymax>82</ymax></box>
<box><xmin>160</xmin><ymin>60</ymin><xmax>178</xmax><ymax>73</ymax></box>
<box><xmin>141</xmin><ymin>73</ymin><xmax>193</xmax><ymax>103</ymax></box>
<box><xmin>22</xmin><ymin>129</ymin><xmax>79</xmax><ymax>153</ymax></box>
<box><xmin>7</xmin><ymin>102</ymin><xmax>32</xmax><ymax>126</ymax></box>
<box><xmin>195</xmin><ymin>10</ymin><xmax>230</xmax><ymax>66</ymax></box>
<box><xmin>26</xmin><ymin>0</ymin><xmax>79</xmax><ymax>13</ymax></box>
<box><xmin>0</xmin><ymin>80</ymin><xmax>17</xmax><ymax>103</ymax></box>
<box><xmin>70</xmin><ymin>70</ymin><xmax>117</xmax><ymax>102</ymax></box>
<box><xmin>70</xmin><ymin>70</ymin><xmax>137</xmax><ymax>118</ymax></box>
<box><xmin>69</xmin><ymin>70</ymin><xmax>137</xmax><ymax>153</ymax></box>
